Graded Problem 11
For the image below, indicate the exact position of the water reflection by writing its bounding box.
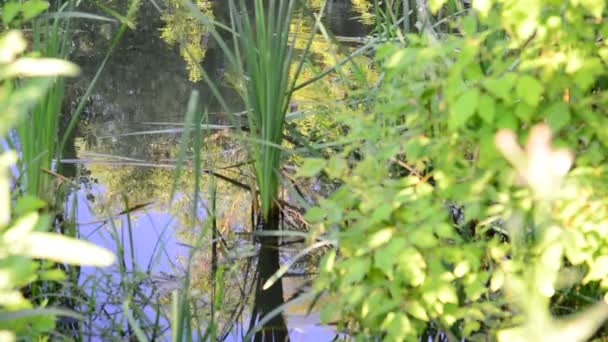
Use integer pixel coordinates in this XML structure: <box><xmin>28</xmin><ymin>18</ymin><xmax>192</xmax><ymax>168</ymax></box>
<box><xmin>64</xmin><ymin>0</ymin><xmax>375</xmax><ymax>340</ymax></box>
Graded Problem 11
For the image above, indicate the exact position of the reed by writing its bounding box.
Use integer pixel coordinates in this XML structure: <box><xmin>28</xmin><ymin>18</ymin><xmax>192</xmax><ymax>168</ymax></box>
<box><xmin>184</xmin><ymin>0</ymin><xmax>315</xmax><ymax>223</ymax></box>
<box><xmin>229</xmin><ymin>0</ymin><xmax>303</xmax><ymax>223</ymax></box>
<box><xmin>11</xmin><ymin>2</ymin><xmax>73</xmax><ymax>198</ymax></box>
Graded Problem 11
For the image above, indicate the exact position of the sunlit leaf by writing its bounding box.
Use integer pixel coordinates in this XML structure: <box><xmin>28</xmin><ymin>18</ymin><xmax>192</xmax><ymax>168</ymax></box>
<box><xmin>15</xmin><ymin>232</ymin><xmax>115</xmax><ymax>267</ymax></box>
<box><xmin>406</xmin><ymin>300</ymin><xmax>429</xmax><ymax>321</ymax></box>
<box><xmin>297</xmin><ymin>158</ymin><xmax>326</xmax><ymax>177</ymax></box>
<box><xmin>584</xmin><ymin>256</ymin><xmax>608</xmax><ymax>283</ymax></box>
<box><xmin>483</xmin><ymin>75</ymin><xmax>516</xmax><ymax>101</ymax></box>
<box><xmin>368</xmin><ymin>228</ymin><xmax>395</xmax><ymax>249</ymax></box>
<box><xmin>449</xmin><ymin>89</ymin><xmax>479</xmax><ymax>130</ymax></box>
<box><xmin>3</xmin><ymin>212</ymin><xmax>38</xmax><ymax>244</ymax></box>
<box><xmin>0</xmin><ymin>31</ymin><xmax>27</xmax><ymax>64</ymax></box>
<box><xmin>2</xmin><ymin>58</ymin><xmax>80</xmax><ymax>78</ymax></box>
<box><xmin>21</xmin><ymin>0</ymin><xmax>49</xmax><ymax>20</ymax></box>
<box><xmin>2</xmin><ymin>2</ymin><xmax>21</xmax><ymax>26</ymax></box>
<box><xmin>13</xmin><ymin>195</ymin><xmax>46</xmax><ymax>217</ymax></box>
<box><xmin>516</xmin><ymin>75</ymin><xmax>543</xmax><ymax>107</ymax></box>
<box><xmin>429</xmin><ymin>0</ymin><xmax>448</xmax><ymax>13</ymax></box>
<box><xmin>477</xmin><ymin>95</ymin><xmax>496</xmax><ymax>124</ymax></box>
<box><xmin>473</xmin><ymin>0</ymin><xmax>492</xmax><ymax>17</ymax></box>
<box><xmin>546</xmin><ymin>102</ymin><xmax>570</xmax><ymax>131</ymax></box>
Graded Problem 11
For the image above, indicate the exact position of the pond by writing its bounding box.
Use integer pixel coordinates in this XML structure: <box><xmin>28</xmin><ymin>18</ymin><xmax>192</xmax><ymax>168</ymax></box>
<box><xmin>59</xmin><ymin>1</ymin><xmax>374</xmax><ymax>341</ymax></box>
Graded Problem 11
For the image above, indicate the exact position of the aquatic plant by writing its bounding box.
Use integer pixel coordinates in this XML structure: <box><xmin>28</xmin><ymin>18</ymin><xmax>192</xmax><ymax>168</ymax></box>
<box><xmin>230</xmin><ymin>0</ymin><xmax>300</xmax><ymax>224</ymax></box>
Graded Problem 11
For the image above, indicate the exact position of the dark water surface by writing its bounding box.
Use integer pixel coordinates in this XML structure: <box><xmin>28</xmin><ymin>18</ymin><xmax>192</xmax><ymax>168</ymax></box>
<box><xmin>63</xmin><ymin>1</ymin><xmax>373</xmax><ymax>340</ymax></box>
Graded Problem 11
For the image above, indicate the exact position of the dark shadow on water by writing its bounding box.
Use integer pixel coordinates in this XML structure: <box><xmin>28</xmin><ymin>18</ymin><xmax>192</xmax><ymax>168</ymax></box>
<box><xmin>249</xmin><ymin>207</ymin><xmax>289</xmax><ymax>342</ymax></box>
<box><xmin>251</xmin><ymin>236</ymin><xmax>288</xmax><ymax>342</ymax></box>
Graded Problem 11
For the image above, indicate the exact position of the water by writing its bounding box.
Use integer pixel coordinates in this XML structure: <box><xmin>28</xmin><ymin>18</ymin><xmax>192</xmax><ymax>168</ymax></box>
<box><xmin>61</xmin><ymin>1</ymin><xmax>374</xmax><ymax>340</ymax></box>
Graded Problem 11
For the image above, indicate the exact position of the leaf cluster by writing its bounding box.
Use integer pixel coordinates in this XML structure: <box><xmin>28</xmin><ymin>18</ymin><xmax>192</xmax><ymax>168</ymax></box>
<box><xmin>305</xmin><ymin>0</ymin><xmax>608</xmax><ymax>340</ymax></box>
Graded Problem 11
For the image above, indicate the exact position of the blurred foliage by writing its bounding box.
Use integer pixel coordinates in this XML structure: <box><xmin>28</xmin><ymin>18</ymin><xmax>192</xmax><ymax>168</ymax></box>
<box><xmin>304</xmin><ymin>0</ymin><xmax>608</xmax><ymax>340</ymax></box>
<box><xmin>1</xmin><ymin>0</ymin><xmax>49</xmax><ymax>28</ymax></box>
<box><xmin>0</xmin><ymin>28</ymin><xmax>114</xmax><ymax>341</ymax></box>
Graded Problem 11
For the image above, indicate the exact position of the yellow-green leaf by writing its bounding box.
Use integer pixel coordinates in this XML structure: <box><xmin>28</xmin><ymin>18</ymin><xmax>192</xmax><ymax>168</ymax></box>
<box><xmin>15</xmin><ymin>232</ymin><xmax>115</xmax><ymax>267</ymax></box>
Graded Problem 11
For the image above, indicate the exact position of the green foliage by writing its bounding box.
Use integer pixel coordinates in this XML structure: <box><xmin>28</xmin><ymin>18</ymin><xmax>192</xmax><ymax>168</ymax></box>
<box><xmin>1</xmin><ymin>0</ymin><xmax>49</xmax><ymax>27</ymax></box>
<box><xmin>307</xmin><ymin>0</ymin><xmax>608</xmax><ymax>340</ymax></box>
<box><xmin>160</xmin><ymin>0</ymin><xmax>213</xmax><ymax>82</ymax></box>
<box><xmin>0</xmin><ymin>29</ymin><xmax>115</xmax><ymax>341</ymax></box>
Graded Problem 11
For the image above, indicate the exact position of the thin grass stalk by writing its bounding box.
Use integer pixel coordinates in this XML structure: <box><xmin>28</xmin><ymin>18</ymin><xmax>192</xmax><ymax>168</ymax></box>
<box><xmin>185</xmin><ymin>0</ymin><xmax>322</xmax><ymax>220</ymax></box>
<box><xmin>171</xmin><ymin>90</ymin><xmax>204</xmax><ymax>340</ymax></box>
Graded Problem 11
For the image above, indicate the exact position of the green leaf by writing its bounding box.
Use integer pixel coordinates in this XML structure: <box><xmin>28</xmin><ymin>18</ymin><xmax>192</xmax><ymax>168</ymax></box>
<box><xmin>0</xmin><ymin>30</ymin><xmax>27</xmax><ymax>63</ymax></box>
<box><xmin>437</xmin><ymin>284</ymin><xmax>459</xmax><ymax>303</ymax></box>
<box><xmin>463</xmin><ymin>320</ymin><xmax>481</xmax><ymax>337</ymax></box>
<box><xmin>449</xmin><ymin>89</ymin><xmax>480</xmax><ymax>130</ymax></box>
<box><xmin>546</xmin><ymin>102</ymin><xmax>571</xmax><ymax>131</ymax></box>
<box><xmin>326</xmin><ymin>155</ymin><xmax>347</xmax><ymax>179</ymax></box>
<box><xmin>297</xmin><ymin>158</ymin><xmax>326</xmax><ymax>177</ymax></box>
<box><xmin>39</xmin><ymin>269</ymin><xmax>65</xmax><ymax>281</ymax></box>
<box><xmin>375</xmin><ymin>237</ymin><xmax>407</xmax><ymax>278</ymax></box>
<box><xmin>434</xmin><ymin>223</ymin><xmax>457</xmax><ymax>239</ymax></box>
<box><xmin>490</xmin><ymin>270</ymin><xmax>504</xmax><ymax>291</ymax></box>
<box><xmin>574</xmin><ymin>58</ymin><xmax>602</xmax><ymax>91</ymax></box>
<box><xmin>3</xmin><ymin>58</ymin><xmax>80</xmax><ymax>78</ymax></box>
<box><xmin>477</xmin><ymin>95</ymin><xmax>496</xmax><ymax>124</ymax></box>
<box><xmin>319</xmin><ymin>303</ymin><xmax>339</xmax><ymax>323</ymax></box>
<box><xmin>320</xmin><ymin>249</ymin><xmax>336</xmax><ymax>273</ymax></box>
<box><xmin>386</xmin><ymin>50</ymin><xmax>408</xmax><ymax>69</ymax></box>
<box><xmin>461</xmin><ymin>16</ymin><xmax>478</xmax><ymax>37</ymax></box>
<box><xmin>4</xmin><ymin>212</ymin><xmax>38</xmax><ymax>244</ymax></box>
<box><xmin>578</xmin><ymin>0</ymin><xmax>605</xmax><ymax>19</ymax></box>
<box><xmin>21</xmin><ymin>0</ymin><xmax>49</xmax><ymax>20</ymax></box>
<box><xmin>585</xmin><ymin>256</ymin><xmax>608</xmax><ymax>282</ymax></box>
<box><xmin>368</xmin><ymin>228</ymin><xmax>395</xmax><ymax>249</ymax></box>
<box><xmin>514</xmin><ymin>102</ymin><xmax>533</xmax><ymax>122</ymax></box>
<box><xmin>516</xmin><ymin>75</ymin><xmax>543</xmax><ymax>107</ymax></box>
<box><xmin>341</xmin><ymin>258</ymin><xmax>370</xmax><ymax>285</ymax></box>
<box><xmin>473</xmin><ymin>0</ymin><xmax>492</xmax><ymax>17</ymax></box>
<box><xmin>406</xmin><ymin>300</ymin><xmax>429</xmax><ymax>321</ymax></box>
<box><xmin>369</xmin><ymin>204</ymin><xmax>393</xmax><ymax>225</ymax></box>
<box><xmin>563</xmin><ymin>230</ymin><xmax>589</xmax><ymax>265</ymax></box>
<box><xmin>410</xmin><ymin>227</ymin><xmax>438</xmax><ymax>248</ymax></box>
<box><xmin>14</xmin><ymin>195</ymin><xmax>46</xmax><ymax>216</ymax></box>
<box><xmin>429</xmin><ymin>0</ymin><xmax>448</xmax><ymax>13</ymax></box>
<box><xmin>304</xmin><ymin>206</ymin><xmax>325</xmax><ymax>222</ymax></box>
<box><xmin>388</xmin><ymin>313</ymin><xmax>412</xmax><ymax>339</ymax></box>
<box><xmin>495</xmin><ymin>104</ymin><xmax>518</xmax><ymax>130</ymax></box>
<box><xmin>484</xmin><ymin>75</ymin><xmax>516</xmax><ymax>101</ymax></box>
<box><xmin>2</xmin><ymin>2</ymin><xmax>22</xmax><ymax>25</ymax></box>
<box><xmin>397</xmin><ymin>248</ymin><xmax>427</xmax><ymax>286</ymax></box>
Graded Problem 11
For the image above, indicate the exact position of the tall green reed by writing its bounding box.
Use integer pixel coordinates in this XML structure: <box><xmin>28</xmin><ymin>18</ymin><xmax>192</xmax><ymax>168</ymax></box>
<box><xmin>184</xmin><ymin>0</ymin><xmax>316</xmax><ymax>224</ymax></box>
<box><xmin>231</xmin><ymin>0</ymin><xmax>298</xmax><ymax>222</ymax></box>
<box><xmin>12</xmin><ymin>2</ymin><xmax>73</xmax><ymax>198</ymax></box>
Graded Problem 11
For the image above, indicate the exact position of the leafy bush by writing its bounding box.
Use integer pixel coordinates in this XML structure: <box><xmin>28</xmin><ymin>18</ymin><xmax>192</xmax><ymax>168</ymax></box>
<box><xmin>308</xmin><ymin>0</ymin><xmax>608</xmax><ymax>340</ymax></box>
